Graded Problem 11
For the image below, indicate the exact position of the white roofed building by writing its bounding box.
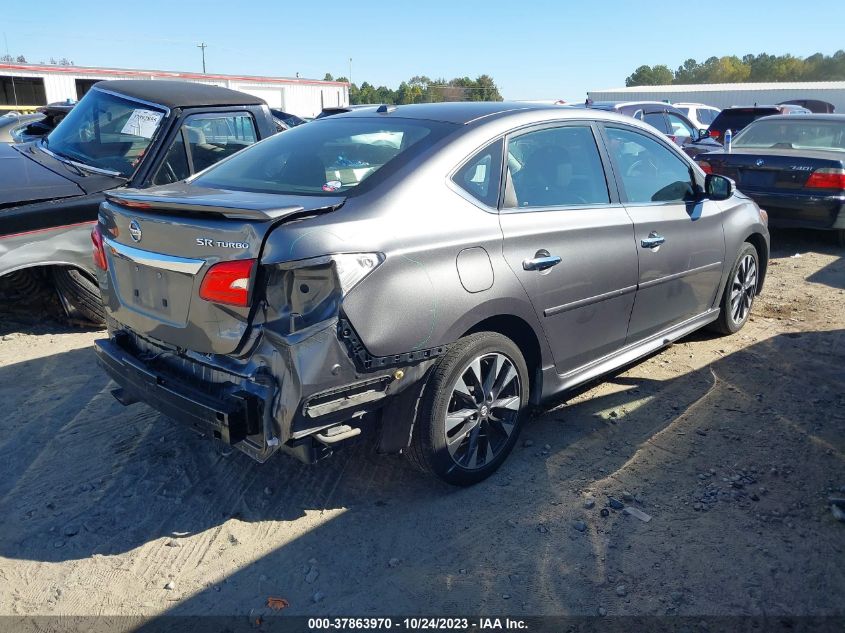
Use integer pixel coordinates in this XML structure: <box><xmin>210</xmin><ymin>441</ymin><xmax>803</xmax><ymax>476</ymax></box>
<box><xmin>0</xmin><ymin>63</ymin><xmax>348</xmax><ymax>117</ymax></box>
<box><xmin>587</xmin><ymin>82</ymin><xmax>845</xmax><ymax>112</ymax></box>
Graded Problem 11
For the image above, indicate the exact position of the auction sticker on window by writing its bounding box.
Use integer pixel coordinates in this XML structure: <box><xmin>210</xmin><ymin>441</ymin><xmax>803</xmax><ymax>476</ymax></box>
<box><xmin>120</xmin><ymin>109</ymin><xmax>163</xmax><ymax>138</ymax></box>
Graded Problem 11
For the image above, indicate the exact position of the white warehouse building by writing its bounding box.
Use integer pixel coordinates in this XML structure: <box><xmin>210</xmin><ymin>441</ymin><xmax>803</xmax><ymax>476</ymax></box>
<box><xmin>587</xmin><ymin>81</ymin><xmax>845</xmax><ymax>112</ymax></box>
<box><xmin>0</xmin><ymin>63</ymin><xmax>348</xmax><ymax>118</ymax></box>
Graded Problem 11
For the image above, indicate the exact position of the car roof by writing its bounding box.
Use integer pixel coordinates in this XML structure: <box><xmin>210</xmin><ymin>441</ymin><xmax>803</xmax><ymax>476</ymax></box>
<box><xmin>674</xmin><ymin>102</ymin><xmax>719</xmax><ymax>108</ymax></box>
<box><xmin>331</xmin><ymin>101</ymin><xmax>572</xmax><ymax>125</ymax></box>
<box><xmin>745</xmin><ymin>113</ymin><xmax>845</xmax><ymax>122</ymax></box>
<box><xmin>722</xmin><ymin>105</ymin><xmax>785</xmax><ymax>111</ymax></box>
<box><xmin>92</xmin><ymin>80</ymin><xmax>266</xmax><ymax>109</ymax></box>
<box><xmin>589</xmin><ymin>100</ymin><xmax>676</xmax><ymax>109</ymax></box>
<box><xmin>322</xmin><ymin>101</ymin><xmax>665</xmax><ymax>131</ymax></box>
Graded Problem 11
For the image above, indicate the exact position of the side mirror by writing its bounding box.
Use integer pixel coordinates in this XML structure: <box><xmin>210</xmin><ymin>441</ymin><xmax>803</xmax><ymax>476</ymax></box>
<box><xmin>698</xmin><ymin>129</ymin><xmax>710</xmax><ymax>140</ymax></box>
<box><xmin>705</xmin><ymin>174</ymin><xmax>734</xmax><ymax>201</ymax></box>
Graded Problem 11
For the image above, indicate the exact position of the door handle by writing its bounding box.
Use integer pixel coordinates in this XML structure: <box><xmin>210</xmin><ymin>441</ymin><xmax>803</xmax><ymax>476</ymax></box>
<box><xmin>522</xmin><ymin>255</ymin><xmax>562</xmax><ymax>271</ymax></box>
<box><xmin>641</xmin><ymin>232</ymin><xmax>666</xmax><ymax>249</ymax></box>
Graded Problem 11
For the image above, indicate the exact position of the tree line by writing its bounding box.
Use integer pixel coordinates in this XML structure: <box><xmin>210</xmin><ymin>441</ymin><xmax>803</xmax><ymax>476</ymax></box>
<box><xmin>324</xmin><ymin>73</ymin><xmax>503</xmax><ymax>104</ymax></box>
<box><xmin>625</xmin><ymin>51</ymin><xmax>845</xmax><ymax>86</ymax></box>
<box><xmin>0</xmin><ymin>54</ymin><xmax>75</xmax><ymax>65</ymax></box>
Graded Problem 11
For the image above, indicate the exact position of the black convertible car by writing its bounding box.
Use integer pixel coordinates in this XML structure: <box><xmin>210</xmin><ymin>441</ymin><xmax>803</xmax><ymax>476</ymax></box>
<box><xmin>0</xmin><ymin>80</ymin><xmax>278</xmax><ymax>322</ymax></box>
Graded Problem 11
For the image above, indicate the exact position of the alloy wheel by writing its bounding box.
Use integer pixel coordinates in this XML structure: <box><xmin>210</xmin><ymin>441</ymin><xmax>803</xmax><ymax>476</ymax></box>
<box><xmin>444</xmin><ymin>352</ymin><xmax>521</xmax><ymax>470</ymax></box>
<box><xmin>730</xmin><ymin>254</ymin><xmax>757</xmax><ymax>324</ymax></box>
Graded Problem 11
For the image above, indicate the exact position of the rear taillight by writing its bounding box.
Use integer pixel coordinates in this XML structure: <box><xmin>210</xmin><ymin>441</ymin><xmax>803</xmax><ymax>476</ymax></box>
<box><xmin>697</xmin><ymin>160</ymin><xmax>713</xmax><ymax>175</ymax></box>
<box><xmin>805</xmin><ymin>168</ymin><xmax>845</xmax><ymax>190</ymax></box>
<box><xmin>199</xmin><ymin>259</ymin><xmax>255</xmax><ymax>307</ymax></box>
<box><xmin>91</xmin><ymin>225</ymin><xmax>108</xmax><ymax>271</ymax></box>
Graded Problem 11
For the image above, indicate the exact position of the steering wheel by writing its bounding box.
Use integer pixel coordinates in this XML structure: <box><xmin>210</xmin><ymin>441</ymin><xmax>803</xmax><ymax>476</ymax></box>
<box><xmin>626</xmin><ymin>159</ymin><xmax>659</xmax><ymax>178</ymax></box>
<box><xmin>78</xmin><ymin>124</ymin><xmax>95</xmax><ymax>142</ymax></box>
<box><xmin>164</xmin><ymin>161</ymin><xmax>179</xmax><ymax>183</ymax></box>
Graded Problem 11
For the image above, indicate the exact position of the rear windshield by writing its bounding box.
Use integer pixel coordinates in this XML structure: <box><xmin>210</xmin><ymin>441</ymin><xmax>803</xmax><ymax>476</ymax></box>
<box><xmin>734</xmin><ymin>119</ymin><xmax>845</xmax><ymax>152</ymax></box>
<box><xmin>710</xmin><ymin>109</ymin><xmax>779</xmax><ymax>132</ymax></box>
<box><xmin>193</xmin><ymin>117</ymin><xmax>454</xmax><ymax>196</ymax></box>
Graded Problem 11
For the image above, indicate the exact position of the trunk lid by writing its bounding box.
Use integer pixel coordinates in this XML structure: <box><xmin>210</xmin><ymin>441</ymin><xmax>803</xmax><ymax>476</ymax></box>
<box><xmin>99</xmin><ymin>184</ymin><xmax>344</xmax><ymax>355</ymax></box>
<box><xmin>698</xmin><ymin>149</ymin><xmax>845</xmax><ymax>192</ymax></box>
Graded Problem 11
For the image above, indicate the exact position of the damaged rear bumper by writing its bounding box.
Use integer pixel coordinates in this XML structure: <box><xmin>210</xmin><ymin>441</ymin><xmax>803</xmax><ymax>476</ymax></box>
<box><xmin>95</xmin><ymin>319</ymin><xmax>435</xmax><ymax>464</ymax></box>
<box><xmin>95</xmin><ymin>335</ymin><xmax>286</xmax><ymax>462</ymax></box>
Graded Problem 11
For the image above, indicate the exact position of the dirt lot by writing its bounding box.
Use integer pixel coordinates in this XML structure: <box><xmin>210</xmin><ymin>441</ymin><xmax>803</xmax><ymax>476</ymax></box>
<box><xmin>0</xmin><ymin>229</ymin><xmax>843</xmax><ymax>623</ymax></box>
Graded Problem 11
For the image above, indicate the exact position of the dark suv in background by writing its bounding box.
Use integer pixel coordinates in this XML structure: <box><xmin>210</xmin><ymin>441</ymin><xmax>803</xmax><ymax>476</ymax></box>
<box><xmin>708</xmin><ymin>104</ymin><xmax>812</xmax><ymax>142</ymax></box>
<box><xmin>584</xmin><ymin>100</ymin><xmax>722</xmax><ymax>157</ymax></box>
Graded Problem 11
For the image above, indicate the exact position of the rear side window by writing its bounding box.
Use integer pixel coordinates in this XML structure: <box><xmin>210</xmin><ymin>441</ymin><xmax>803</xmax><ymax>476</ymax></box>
<box><xmin>452</xmin><ymin>139</ymin><xmax>503</xmax><ymax>207</ymax></box>
<box><xmin>504</xmin><ymin>125</ymin><xmax>610</xmax><ymax>209</ymax></box>
<box><xmin>194</xmin><ymin>118</ymin><xmax>452</xmax><ymax>196</ymax></box>
<box><xmin>605</xmin><ymin>126</ymin><xmax>695</xmax><ymax>203</ymax></box>
<box><xmin>697</xmin><ymin>108</ymin><xmax>715</xmax><ymax>125</ymax></box>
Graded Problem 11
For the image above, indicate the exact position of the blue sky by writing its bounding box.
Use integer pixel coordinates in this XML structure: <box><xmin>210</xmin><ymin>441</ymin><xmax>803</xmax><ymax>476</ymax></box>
<box><xmin>3</xmin><ymin>0</ymin><xmax>844</xmax><ymax>101</ymax></box>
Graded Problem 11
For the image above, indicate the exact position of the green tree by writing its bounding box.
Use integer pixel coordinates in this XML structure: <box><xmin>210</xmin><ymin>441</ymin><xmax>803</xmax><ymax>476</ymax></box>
<box><xmin>625</xmin><ymin>50</ymin><xmax>845</xmax><ymax>86</ymax></box>
<box><xmin>625</xmin><ymin>64</ymin><xmax>674</xmax><ymax>86</ymax></box>
<box><xmin>323</xmin><ymin>72</ymin><xmax>334</xmax><ymax>81</ymax></box>
<box><xmin>344</xmin><ymin>74</ymin><xmax>502</xmax><ymax>104</ymax></box>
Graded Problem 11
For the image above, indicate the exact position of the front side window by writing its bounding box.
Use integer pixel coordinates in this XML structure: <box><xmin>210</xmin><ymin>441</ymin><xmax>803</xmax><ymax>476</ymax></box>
<box><xmin>667</xmin><ymin>113</ymin><xmax>695</xmax><ymax>138</ymax></box>
<box><xmin>151</xmin><ymin>112</ymin><xmax>258</xmax><ymax>185</ymax></box>
<box><xmin>44</xmin><ymin>89</ymin><xmax>166</xmax><ymax>176</ymax></box>
<box><xmin>504</xmin><ymin>126</ymin><xmax>610</xmax><ymax>209</ymax></box>
<box><xmin>605</xmin><ymin>126</ymin><xmax>696</xmax><ymax>203</ymax></box>
<box><xmin>452</xmin><ymin>139</ymin><xmax>503</xmax><ymax>207</ymax></box>
<box><xmin>194</xmin><ymin>118</ymin><xmax>452</xmax><ymax>196</ymax></box>
<box><xmin>151</xmin><ymin>132</ymin><xmax>190</xmax><ymax>185</ymax></box>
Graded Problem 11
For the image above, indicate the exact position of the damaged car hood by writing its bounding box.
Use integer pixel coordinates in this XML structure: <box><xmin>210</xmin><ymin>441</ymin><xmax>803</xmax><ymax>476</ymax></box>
<box><xmin>0</xmin><ymin>142</ymin><xmax>84</xmax><ymax>207</ymax></box>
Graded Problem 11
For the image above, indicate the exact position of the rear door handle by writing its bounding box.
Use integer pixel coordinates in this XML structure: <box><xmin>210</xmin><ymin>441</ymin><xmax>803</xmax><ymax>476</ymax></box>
<box><xmin>522</xmin><ymin>255</ymin><xmax>562</xmax><ymax>271</ymax></box>
<box><xmin>641</xmin><ymin>232</ymin><xmax>666</xmax><ymax>249</ymax></box>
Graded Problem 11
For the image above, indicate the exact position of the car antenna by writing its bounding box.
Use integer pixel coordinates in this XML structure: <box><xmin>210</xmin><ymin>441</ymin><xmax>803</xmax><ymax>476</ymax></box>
<box><xmin>377</xmin><ymin>104</ymin><xmax>397</xmax><ymax>114</ymax></box>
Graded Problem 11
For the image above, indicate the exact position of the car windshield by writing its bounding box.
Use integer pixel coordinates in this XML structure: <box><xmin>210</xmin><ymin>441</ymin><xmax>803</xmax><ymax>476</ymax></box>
<box><xmin>193</xmin><ymin>117</ymin><xmax>453</xmax><ymax>196</ymax></box>
<box><xmin>733</xmin><ymin>119</ymin><xmax>845</xmax><ymax>151</ymax></box>
<box><xmin>43</xmin><ymin>89</ymin><xmax>166</xmax><ymax>177</ymax></box>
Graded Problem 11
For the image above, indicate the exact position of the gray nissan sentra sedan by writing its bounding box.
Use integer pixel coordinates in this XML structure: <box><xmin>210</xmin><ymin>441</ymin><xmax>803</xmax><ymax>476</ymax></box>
<box><xmin>93</xmin><ymin>102</ymin><xmax>769</xmax><ymax>485</ymax></box>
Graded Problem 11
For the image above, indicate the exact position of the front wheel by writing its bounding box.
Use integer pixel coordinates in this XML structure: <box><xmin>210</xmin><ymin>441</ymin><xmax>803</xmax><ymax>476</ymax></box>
<box><xmin>711</xmin><ymin>243</ymin><xmax>759</xmax><ymax>335</ymax></box>
<box><xmin>52</xmin><ymin>267</ymin><xmax>105</xmax><ymax>325</ymax></box>
<box><xmin>406</xmin><ymin>332</ymin><xmax>530</xmax><ymax>486</ymax></box>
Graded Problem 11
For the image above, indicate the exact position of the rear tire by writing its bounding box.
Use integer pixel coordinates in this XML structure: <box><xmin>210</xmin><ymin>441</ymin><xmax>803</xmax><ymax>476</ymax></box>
<box><xmin>52</xmin><ymin>267</ymin><xmax>105</xmax><ymax>325</ymax></box>
<box><xmin>711</xmin><ymin>242</ymin><xmax>759</xmax><ymax>335</ymax></box>
<box><xmin>406</xmin><ymin>332</ymin><xmax>530</xmax><ymax>486</ymax></box>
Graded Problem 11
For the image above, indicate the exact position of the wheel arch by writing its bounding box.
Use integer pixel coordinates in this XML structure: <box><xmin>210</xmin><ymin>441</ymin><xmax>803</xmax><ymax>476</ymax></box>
<box><xmin>744</xmin><ymin>231</ymin><xmax>769</xmax><ymax>294</ymax></box>
<box><xmin>462</xmin><ymin>313</ymin><xmax>544</xmax><ymax>405</ymax></box>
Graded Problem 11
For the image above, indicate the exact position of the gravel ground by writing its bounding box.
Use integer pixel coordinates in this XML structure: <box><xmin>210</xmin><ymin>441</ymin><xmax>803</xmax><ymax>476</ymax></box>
<box><xmin>0</xmin><ymin>228</ymin><xmax>843</xmax><ymax>623</ymax></box>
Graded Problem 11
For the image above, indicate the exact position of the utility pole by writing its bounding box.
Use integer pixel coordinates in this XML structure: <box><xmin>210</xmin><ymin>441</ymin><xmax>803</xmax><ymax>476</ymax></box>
<box><xmin>349</xmin><ymin>57</ymin><xmax>352</xmax><ymax>85</ymax></box>
<box><xmin>197</xmin><ymin>42</ymin><xmax>207</xmax><ymax>74</ymax></box>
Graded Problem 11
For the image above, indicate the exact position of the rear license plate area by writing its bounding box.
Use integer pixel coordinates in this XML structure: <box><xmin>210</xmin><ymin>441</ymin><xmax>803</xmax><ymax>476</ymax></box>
<box><xmin>112</xmin><ymin>260</ymin><xmax>195</xmax><ymax>326</ymax></box>
<box><xmin>740</xmin><ymin>170</ymin><xmax>775</xmax><ymax>188</ymax></box>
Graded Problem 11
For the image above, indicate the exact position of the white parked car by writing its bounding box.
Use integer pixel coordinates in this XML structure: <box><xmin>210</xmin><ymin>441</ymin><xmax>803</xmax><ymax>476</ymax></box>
<box><xmin>674</xmin><ymin>103</ymin><xmax>721</xmax><ymax>130</ymax></box>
